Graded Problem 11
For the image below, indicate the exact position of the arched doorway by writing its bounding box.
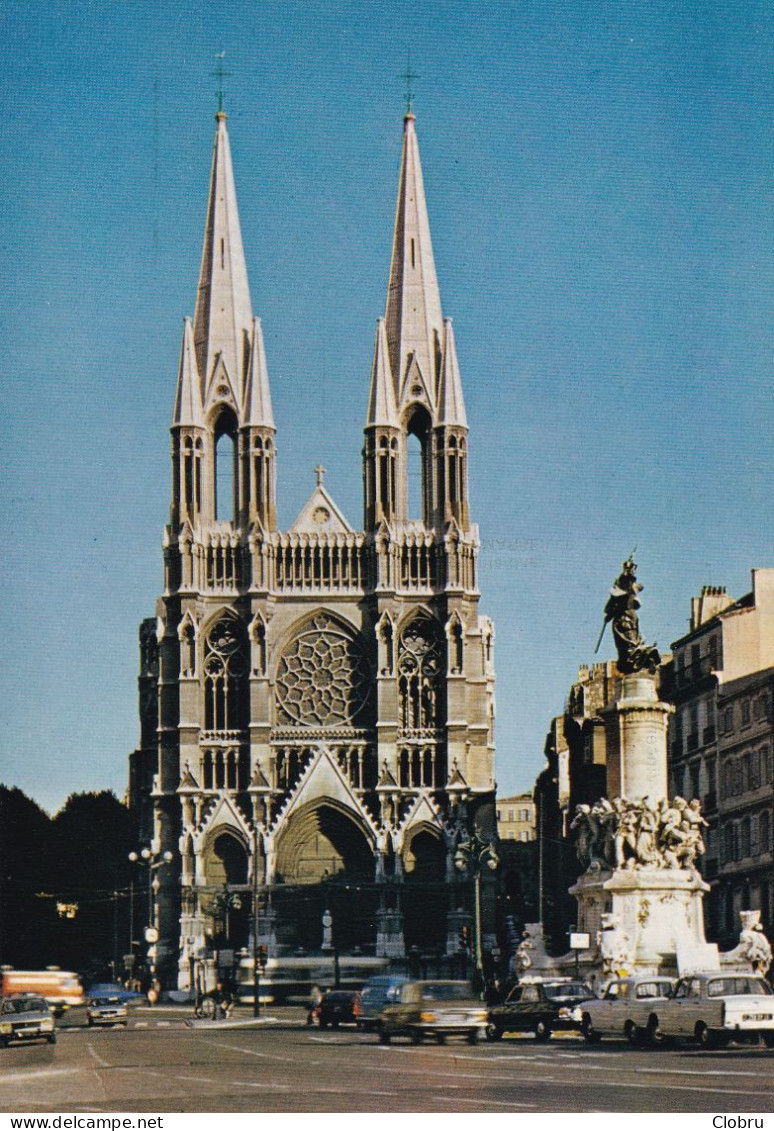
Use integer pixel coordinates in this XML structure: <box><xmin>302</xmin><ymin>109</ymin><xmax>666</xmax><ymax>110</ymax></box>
<box><xmin>203</xmin><ymin>832</ymin><xmax>250</xmax><ymax>949</ymax></box>
<box><xmin>402</xmin><ymin>828</ymin><xmax>448</xmax><ymax>953</ymax></box>
<box><xmin>273</xmin><ymin>804</ymin><xmax>377</xmax><ymax>952</ymax></box>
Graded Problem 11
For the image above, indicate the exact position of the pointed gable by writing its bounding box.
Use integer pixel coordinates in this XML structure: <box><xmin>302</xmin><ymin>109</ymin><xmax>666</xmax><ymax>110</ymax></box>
<box><xmin>270</xmin><ymin>746</ymin><xmax>379</xmax><ymax>840</ymax></box>
<box><xmin>193</xmin><ymin>112</ymin><xmax>254</xmax><ymax>406</ymax></box>
<box><xmin>384</xmin><ymin>112</ymin><xmax>444</xmax><ymax>414</ymax></box>
<box><xmin>288</xmin><ymin>476</ymin><xmax>354</xmax><ymax>535</ymax></box>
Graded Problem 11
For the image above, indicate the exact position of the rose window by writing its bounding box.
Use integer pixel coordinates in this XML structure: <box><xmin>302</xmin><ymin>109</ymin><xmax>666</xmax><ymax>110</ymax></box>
<box><xmin>276</xmin><ymin>615</ymin><xmax>373</xmax><ymax>727</ymax></box>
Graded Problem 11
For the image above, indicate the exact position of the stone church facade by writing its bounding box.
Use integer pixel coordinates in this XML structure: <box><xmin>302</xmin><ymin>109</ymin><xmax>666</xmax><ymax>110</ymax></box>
<box><xmin>128</xmin><ymin>107</ymin><xmax>496</xmax><ymax>988</ymax></box>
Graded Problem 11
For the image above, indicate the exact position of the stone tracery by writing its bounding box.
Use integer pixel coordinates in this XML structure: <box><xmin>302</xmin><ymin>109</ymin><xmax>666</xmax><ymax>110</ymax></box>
<box><xmin>275</xmin><ymin>614</ymin><xmax>373</xmax><ymax>728</ymax></box>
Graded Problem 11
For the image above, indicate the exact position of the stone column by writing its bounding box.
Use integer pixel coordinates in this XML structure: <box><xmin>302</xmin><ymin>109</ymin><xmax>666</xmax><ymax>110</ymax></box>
<box><xmin>604</xmin><ymin>673</ymin><xmax>671</xmax><ymax>802</ymax></box>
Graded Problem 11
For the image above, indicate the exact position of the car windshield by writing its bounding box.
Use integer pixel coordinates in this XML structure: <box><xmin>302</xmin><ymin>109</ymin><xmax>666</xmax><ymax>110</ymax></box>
<box><xmin>92</xmin><ymin>998</ymin><xmax>121</xmax><ymax>1006</ymax></box>
<box><xmin>1</xmin><ymin>998</ymin><xmax>48</xmax><ymax>1014</ymax></box>
<box><xmin>544</xmin><ymin>983</ymin><xmax>592</xmax><ymax>1000</ymax></box>
<box><xmin>421</xmin><ymin>984</ymin><xmax>472</xmax><ymax>1002</ymax></box>
<box><xmin>707</xmin><ymin>977</ymin><xmax>772</xmax><ymax>998</ymax></box>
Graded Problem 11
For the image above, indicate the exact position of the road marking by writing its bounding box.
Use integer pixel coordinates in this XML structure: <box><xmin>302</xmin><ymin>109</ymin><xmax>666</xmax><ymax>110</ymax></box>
<box><xmin>0</xmin><ymin>1068</ymin><xmax>78</xmax><ymax>1085</ymax></box>
<box><xmin>635</xmin><ymin>1066</ymin><xmax>767</xmax><ymax>1079</ymax></box>
<box><xmin>86</xmin><ymin>1042</ymin><xmax>113</xmax><ymax>1069</ymax></box>
<box><xmin>199</xmin><ymin>1036</ymin><xmax>321</xmax><ymax>1067</ymax></box>
<box><xmin>430</xmin><ymin>1096</ymin><xmax>538</xmax><ymax>1109</ymax></box>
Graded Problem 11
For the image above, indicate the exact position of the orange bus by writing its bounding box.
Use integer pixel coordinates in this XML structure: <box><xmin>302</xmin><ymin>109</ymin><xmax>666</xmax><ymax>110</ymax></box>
<box><xmin>0</xmin><ymin>968</ymin><xmax>84</xmax><ymax>1015</ymax></box>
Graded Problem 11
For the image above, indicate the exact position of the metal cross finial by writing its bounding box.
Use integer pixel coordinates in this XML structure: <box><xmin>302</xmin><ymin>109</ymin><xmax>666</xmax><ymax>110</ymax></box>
<box><xmin>400</xmin><ymin>51</ymin><xmax>419</xmax><ymax>115</ymax></box>
<box><xmin>211</xmin><ymin>50</ymin><xmax>232</xmax><ymax>114</ymax></box>
<box><xmin>315</xmin><ymin>465</ymin><xmax>326</xmax><ymax>487</ymax></box>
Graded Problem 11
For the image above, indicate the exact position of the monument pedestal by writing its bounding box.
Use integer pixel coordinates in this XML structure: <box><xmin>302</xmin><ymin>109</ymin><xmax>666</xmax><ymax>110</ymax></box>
<box><xmin>570</xmin><ymin>867</ymin><xmax>718</xmax><ymax>977</ymax></box>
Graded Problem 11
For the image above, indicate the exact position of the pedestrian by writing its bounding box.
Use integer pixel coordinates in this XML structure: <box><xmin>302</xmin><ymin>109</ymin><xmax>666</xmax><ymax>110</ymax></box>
<box><xmin>307</xmin><ymin>984</ymin><xmax>323</xmax><ymax>1026</ymax></box>
<box><xmin>147</xmin><ymin>977</ymin><xmax>161</xmax><ymax>1007</ymax></box>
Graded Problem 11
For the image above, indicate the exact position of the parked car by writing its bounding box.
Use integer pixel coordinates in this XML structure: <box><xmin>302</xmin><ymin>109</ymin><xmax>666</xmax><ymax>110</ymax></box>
<box><xmin>84</xmin><ymin>982</ymin><xmax>144</xmax><ymax>1006</ymax></box>
<box><xmin>377</xmin><ymin>980</ymin><xmax>487</xmax><ymax>1045</ymax></box>
<box><xmin>0</xmin><ymin>994</ymin><xmax>57</xmax><ymax>1046</ymax></box>
<box><xmin>318</xmin><ymin>989</ymin><xmax>362</xmax><ymax>1029</ymax></box>
<box><xmin>86</xmin><ymin>996</ymin><xmax>129</xmax><ymax>1027</ymax></box>
<box><xmin>486</xmin><ymin>979</ymin><xmax>594</xmax><ymax>1041</ymax></box>
<box><xmin>357</xmin><ymin>975</ymin><xmax>409</xmax><ymax>1031</ymax></box>
<box><xmin>640</xmin><ymin>972</ymin><xmax>774</xmax><ymax>1048</ymax></box>
<box><xmin>578</xmin><ymin>977</ymin><xmax>675</xmax><ymax>1044</ymax></box>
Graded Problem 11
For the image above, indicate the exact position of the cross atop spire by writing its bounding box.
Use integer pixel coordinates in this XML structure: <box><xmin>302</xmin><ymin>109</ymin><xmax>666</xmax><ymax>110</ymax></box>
<box><xmin>211</xmin><ymin>50</ymin><xmax>232</xmax><ymax>115</ymax></box>
<box><xmin>315</xmin><ymin>465</ymin><xmax>326</xmax><ymax>487</ymax></box>
<box><xmin>400</xmin><ymin>52</ymin><xmax>419</xmax><ymax>117</ymax></box>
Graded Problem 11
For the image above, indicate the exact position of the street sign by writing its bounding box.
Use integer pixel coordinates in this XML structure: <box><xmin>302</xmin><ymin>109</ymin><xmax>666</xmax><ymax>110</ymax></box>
<box><xmin>569</xmin><ymin>932</ymin><xmax>590</xmax><ymax>949</ymax></box>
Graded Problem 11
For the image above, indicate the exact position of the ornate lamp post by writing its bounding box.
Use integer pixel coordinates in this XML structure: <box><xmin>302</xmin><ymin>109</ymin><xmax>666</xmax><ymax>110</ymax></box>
<box><xmin>128</xmin><ymin>845</ymin><xmax>173</xmax><ymax>975</ymax></box>
<box><xmin>454</xmin><ymin>831</ymin><xmax>499</xmax><ymax>979</ymax></box>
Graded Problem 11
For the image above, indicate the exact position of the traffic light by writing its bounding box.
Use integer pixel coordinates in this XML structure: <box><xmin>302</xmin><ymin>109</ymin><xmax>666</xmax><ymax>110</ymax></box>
<box><xmin>459</xmin><ymin>925</ymin><xmax>471</xmax><ymax>953</ymax></box>
<box><xmin>256</xmin><ymin>945</ymin><xmax>268</xmax><ymax>973</ymax></box>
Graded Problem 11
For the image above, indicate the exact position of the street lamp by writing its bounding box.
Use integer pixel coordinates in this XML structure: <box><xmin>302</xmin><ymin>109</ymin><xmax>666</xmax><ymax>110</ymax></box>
<box><xmin>128</xmin><ymin>846</ymin><xmax>173</xmax><ymax>972</ymax></box>
<box><xmin>454</xmin><ymin>831</ymin><xmax>499</xmax><ymax>979</ymax></box>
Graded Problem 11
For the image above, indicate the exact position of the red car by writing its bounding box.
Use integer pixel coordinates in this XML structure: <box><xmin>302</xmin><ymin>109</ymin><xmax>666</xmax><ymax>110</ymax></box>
<box><xmin>317</xmin><ymin>989</ymin><xmax>362</xmax><ymax>1029</ymax></box>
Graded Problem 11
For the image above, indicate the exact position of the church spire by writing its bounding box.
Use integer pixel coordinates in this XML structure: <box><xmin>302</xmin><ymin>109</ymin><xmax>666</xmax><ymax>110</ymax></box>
<box><xmin>437</xmin><ymin>318</ymin><xmax>468</xmax><ymax>429</ymax></box>
<box><xmin>384</xmin><ymin>112</ymin><xmax>444</xmax><ymax>409</ymax></box>
<box><xmin>193</xmin><ymin>112</ymin><xmax>253</xmax><ymax>406</ymax></box>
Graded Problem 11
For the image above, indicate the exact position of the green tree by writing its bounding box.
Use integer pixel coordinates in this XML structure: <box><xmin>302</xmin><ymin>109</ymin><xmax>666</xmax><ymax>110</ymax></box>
<box><xmin>0</xmin><ymin>785</ymin><xmax>58</xmax><ymax>967</ymax></box>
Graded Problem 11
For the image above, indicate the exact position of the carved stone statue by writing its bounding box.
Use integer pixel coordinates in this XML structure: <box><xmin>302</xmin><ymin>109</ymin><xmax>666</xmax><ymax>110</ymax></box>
<box><xmin>598</xmin><ymin>912</ymin><xmax>632</xmax><ymax>976</ymax></box>
<box><xmin>572</xmin><ymin>795</ymin><xmax>707</xmax><ymax>873</ymax></box>
<box><xmin>735</xmin><ymin>910</ymin><xmax>772</xmax><ymax>976</ymax></box>
<box><xmin>601</xmin><ymin>557</ymin><xmax>660</xmax><ymax>675</ymax></box>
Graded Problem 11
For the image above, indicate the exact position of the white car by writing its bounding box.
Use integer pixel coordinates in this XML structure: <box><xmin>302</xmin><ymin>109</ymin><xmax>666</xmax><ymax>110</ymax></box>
<box><xmin>579</xmin><ymin>977</ymin><xmax>674</xmax><ymax>1045</ymax></box>
<box><xmin>641</xmin><ymin>973</ymin><xmax>774</xmax><ymax>1048</ymax></box>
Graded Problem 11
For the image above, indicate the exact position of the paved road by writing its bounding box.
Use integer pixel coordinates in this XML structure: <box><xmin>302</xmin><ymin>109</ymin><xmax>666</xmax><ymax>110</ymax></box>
<box><xmin>1</xmin><ymin>1008</ymin><xmax>773</xmax><ymax>1114</ymax></box>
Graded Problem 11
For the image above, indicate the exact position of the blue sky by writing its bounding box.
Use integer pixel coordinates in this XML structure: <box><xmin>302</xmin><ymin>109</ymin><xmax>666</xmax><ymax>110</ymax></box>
<box><xmin>2</xmin><ymin>0</ymin><xmax>772</xmax><ymax>813</ymax></box>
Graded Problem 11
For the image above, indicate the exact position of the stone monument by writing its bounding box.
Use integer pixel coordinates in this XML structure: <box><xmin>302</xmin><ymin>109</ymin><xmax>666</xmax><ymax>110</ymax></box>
<box><xmin>569</xmin><ymin>557</ymin><xmax>719</xmax><ymax>977</ymax></box>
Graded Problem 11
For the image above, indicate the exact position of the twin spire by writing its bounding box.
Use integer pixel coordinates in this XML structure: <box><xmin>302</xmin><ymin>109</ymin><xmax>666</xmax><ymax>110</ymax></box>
<box><xmin>173</xmin><ymin>107</ymin><xmax>468</xmax><ymax>466</ymax></box>
<box><xmin>367</xmin><ymin>111</ymin><xmax>468</xmax><ymax>430</ymax></box>
<box><xmin>173</xmin><ymin>112</ymin><xmax>273</xmax><ymax>431</ymax></box>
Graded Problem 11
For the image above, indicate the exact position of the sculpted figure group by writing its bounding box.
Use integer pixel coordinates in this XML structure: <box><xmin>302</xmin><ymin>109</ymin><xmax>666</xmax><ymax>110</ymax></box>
<box><xmin>572</xmin><ymin>795</ymin><xmax>708</xmax><ymax>873</ymax></box>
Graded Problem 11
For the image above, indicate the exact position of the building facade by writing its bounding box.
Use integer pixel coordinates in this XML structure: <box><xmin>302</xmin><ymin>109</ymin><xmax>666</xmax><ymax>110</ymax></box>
<box><xmin>128</xmin><ymin>109</ymin><xmax>496</xmax><ymax>987</ymax></box>
<box><xmin>496</xmin><ymin>794</ymin><xmax>536</xmax><ymax>842</ymax></box>
<box><xmin>716</xmin><ymin>668</ymin><xmax>774</xmax><ymax>944</ymax></box>
<box><xmin>663</xmin><ymin>570</ymin><xmax>774</xmax><ymax>942</ymax></box>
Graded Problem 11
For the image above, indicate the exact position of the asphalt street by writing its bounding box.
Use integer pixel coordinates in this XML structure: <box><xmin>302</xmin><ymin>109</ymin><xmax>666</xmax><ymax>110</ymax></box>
<box><xmin>1</xmin><ymin>1007</ymin><xmax>773</xmax><ymax>1114</ymax></box>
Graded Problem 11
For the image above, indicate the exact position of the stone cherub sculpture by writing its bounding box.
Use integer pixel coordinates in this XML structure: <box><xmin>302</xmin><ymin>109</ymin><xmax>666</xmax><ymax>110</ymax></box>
<box><xmin>597</xmin><ymin>556</ymin><xmax>661</xmax><ymax>675</ymax></box>
<box><xmin>572</xmin><ymin>795</ymin><xmax>707</xmax><ymax>873</ymax></box>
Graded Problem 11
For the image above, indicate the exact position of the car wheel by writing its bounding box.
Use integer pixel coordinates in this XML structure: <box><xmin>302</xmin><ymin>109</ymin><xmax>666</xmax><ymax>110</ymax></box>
<box><xmin>534</xmin><ymin>1020</ymin><xmax>551</xmax><ymax>1042</ymax></box>
<box><xmin>645</xmin><ymin>1015</ymin><xmax>665</xmax><ymax>1047</ymax></box>
<box><xmin>624</xmin><ymin>1021</ymin><xmax>641</xmax><ymax>1047</ymax></box>
<box><xmin>410</xmin><ymin>1029</ymin><xmax>422</xmax><ymax>1045</ymax></box>
<box><xmin>318</xmin><ymin>1020</ymin><xmax>329</xmax><ymax>1030</ymax></box>
<box><xmin>763</xmin><ymin>1032</ymin><xmax>774</xmax><ymax>1048</ymax></box>
<box><xmin>48</xmin><ymin>1034</ymin><xmax>57</xmax><ymax>1045</ymax></box>
<box><xmin>436</xmin><ymin>1033</ymin><xmax>446</xmax><ymax>1045</ymax></box>
<box><xmin>581</xmin><ymin>1014</ymin><xmax>601</xmax><ymax>1044</ymax></box>
<box><xmin>695</xmin><ymin>1022</ymin><xmax>720</xmax><ymax>1050</ymax></box>
<box><xmin>332</xmin><ymin>1020</ymin><xmax>339</xmax><ymax>1030</ymax></box>
<box><xmin>466</xmin><ymin>1029</ymin><xmax>479</xmax><ymax>1045</ymax></box>
<box><xmin>485</xmin><ymin>1022</ymin><xmax>503</xmax><ymax>1042</ymax></box>
<box><xmin>378</xmin><ymin>1027</ymin><xmax>391</xmax><ymax>1045</ymax></box>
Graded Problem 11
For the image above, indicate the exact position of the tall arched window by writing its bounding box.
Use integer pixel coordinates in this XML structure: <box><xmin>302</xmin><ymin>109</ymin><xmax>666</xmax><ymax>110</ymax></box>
<box><xmin>406</xmin><ymin>406</ymin><xmax>432</xmax><ymax>524</ymax></box>
<box><xmin>203</xmin><ymin>614</ymin><xmax>248</xmax><ymax>731</ymax></box>
<box><xmin>214</xmin><ymin>408</ymin><xmax>238</xmax><ymax>522</ymax></box>
<box><xmin>397</xmin><ymin>616</ymin><xmax>445</xmax><ymax>731</ymax></box>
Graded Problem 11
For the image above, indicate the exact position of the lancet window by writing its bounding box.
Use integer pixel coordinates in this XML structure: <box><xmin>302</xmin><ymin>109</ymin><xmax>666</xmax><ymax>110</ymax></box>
<box><xmin>397</xmin><ymin>616</ymin><xmax>444</xmax><ymax>733</ymax></box>
<box><xmin>202</xmin><ymin>614</ymin><xmax>248</xmax><ymax>732</ymax></box>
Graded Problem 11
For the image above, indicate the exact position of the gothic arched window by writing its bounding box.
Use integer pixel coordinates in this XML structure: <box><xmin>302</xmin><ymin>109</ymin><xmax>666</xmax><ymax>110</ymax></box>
<box><xmin>203</xmin><ymin>614</ymin><xmax>248</xmax><ymax>732</ymax></box>
<box><xmin>214</xmin><ymin>407</ymin><xmax>238</xmax><ymax>522</ymax></box>
<box><xmin>397</xmin><ymin>616</ymin><xmax>444</xmax><ymax>731</ymax></box>
<box><xmin>406</xmin><ymin>405</ymin><xmax>432</xmax><ymax>524</ymax></box>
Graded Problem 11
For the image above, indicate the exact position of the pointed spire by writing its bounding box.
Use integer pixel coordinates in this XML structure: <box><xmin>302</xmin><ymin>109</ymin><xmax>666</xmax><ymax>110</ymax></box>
<box><xmin>437</xmin><ymin>318</ymin><xmax>468</xmax><ymax>428</ymax></box>
<box><xmin>173</xmin><ymin>317</ymin><xmax>204</xmax><ymax>427</ymax></box>
<box><xmin>243</xmin><ymin>317</ymin><xmax>275</xmax><ymax>428</ymax></box>
<box><xmin>194</xmin><ymin>112</ymin><xmax>253</xmax><ymax>403</ymax></box>
<box><xmin>384</xmin><ymin>113</ymin><xmax>444</xmax><ymax>407</ymax></box>
<box><xmin>366</xmin><ymin>318</ymin><xmax>400</xmax><ymax>428</ymax></box>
